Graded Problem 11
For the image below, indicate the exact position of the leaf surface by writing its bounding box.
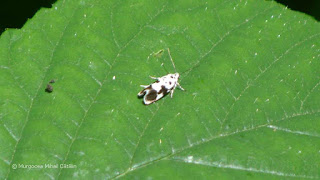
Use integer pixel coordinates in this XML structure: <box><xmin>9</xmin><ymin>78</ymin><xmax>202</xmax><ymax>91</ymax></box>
<box><xmin>0</xmin><ymin>0</ymin><xmax>320</xmax><ymax>179</ymax></box>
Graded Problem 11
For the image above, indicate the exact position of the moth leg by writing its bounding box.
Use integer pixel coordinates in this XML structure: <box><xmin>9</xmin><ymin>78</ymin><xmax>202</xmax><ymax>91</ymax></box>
<box><xmin>177</xmin><ymin>82</ymin><xmax>185</xmax><ymax>91</ymax></box>
<box><xmin>140</xmin><ymin>85</ymin><xmax>149</xmax><ymax>88</ymax></box>
<box><xmin>170</xmin><ymin>88</ymin><xmax>175</xmax><ymax>98</ymax></box>
<box><xmin>149</xmin><ymin>76</ymin><xmax>159</xmax><ymax>80</ymax></box>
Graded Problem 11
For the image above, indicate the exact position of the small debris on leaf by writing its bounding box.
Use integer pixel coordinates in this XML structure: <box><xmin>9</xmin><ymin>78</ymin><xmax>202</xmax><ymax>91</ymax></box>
<box><xmin>45</xmin><ymin>84</ymin><xmax>53</xmax><ymax>93</ymax></box>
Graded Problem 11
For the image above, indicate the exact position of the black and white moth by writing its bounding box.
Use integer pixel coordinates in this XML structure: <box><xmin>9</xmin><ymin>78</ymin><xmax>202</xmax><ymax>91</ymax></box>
<box><xmin>138</xmin><ymin>48</ymin><xmax>184</xmax><ymax>105</ymax></box>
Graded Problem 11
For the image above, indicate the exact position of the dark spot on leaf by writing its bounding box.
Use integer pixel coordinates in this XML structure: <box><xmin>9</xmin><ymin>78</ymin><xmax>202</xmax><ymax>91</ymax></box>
<box><xmin>49</xmin><ymin>79</ymin><xmax>55</xmax><ymax>83</ymax></box>
<box><xmin>45</xmin><ymin>84</ymin><xmax>53</xmax><ymax>93</ymax></box>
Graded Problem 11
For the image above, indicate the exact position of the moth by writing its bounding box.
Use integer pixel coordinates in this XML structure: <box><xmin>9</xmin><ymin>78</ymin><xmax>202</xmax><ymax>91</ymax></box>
<box><xmin>138</xmin><ymin>48</ymin><xmax>184</xmax><ymax>105</ymax></box>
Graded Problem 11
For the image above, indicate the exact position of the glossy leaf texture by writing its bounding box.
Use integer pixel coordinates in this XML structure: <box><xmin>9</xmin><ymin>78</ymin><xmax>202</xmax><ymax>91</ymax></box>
<box><xmin>0</xmin><ymin>0</ymin><xmax>320</xmax><ymax>179</ymax></box>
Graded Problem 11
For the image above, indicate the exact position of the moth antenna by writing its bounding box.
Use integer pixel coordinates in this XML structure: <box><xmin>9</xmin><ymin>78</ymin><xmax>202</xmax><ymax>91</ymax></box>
<box><xmin>167</xmin><ymin>48</ymin><xmax>177</xmax><ymax>73</ymax></box>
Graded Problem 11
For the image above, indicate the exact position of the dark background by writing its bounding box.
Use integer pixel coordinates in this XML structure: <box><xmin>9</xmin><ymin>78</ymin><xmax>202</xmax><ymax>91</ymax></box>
<box><xmin>0</xmin><ymin>0</ymin><xmax>319</xmax><ymax>35</ymax></box>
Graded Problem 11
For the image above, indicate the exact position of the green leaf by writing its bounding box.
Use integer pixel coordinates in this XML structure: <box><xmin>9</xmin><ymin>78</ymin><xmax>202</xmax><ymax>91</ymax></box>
<box><xmin>1</xmin><ymin>0</ymin><xmax>320</xmax><ymax>179</ymax></box>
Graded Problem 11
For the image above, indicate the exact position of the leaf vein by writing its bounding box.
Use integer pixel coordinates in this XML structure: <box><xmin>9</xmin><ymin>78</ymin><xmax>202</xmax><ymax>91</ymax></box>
<box><xmin>113</xmin><ymin>109</ymin><xmax>320</xmax><ymax>179</ymax></box>
<box><xmin>220</xmin><ymin>32</ymin><xmax>320</xmax><ymax>130</ymax></box>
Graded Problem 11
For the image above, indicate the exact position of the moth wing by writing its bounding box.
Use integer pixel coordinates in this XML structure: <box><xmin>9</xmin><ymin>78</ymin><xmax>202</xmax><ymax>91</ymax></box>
<box><xmin>144</xmin><ymin>89</ymin><xmax>162</xmax><ymax>105</ymax></box>
<box><xmin>155</xmin><ymin>92</ymin><xmax>165</xmax><ymax>101</ymax></box>
<box><xmin>137</xmin><ymin>85</ymin><xmax>151</xmax><ymax>97</ymax></box>
<box><xmin>137</xmin><ymin>89</ymin><xmax>146</xmax><ymax>97</ymax></box>
<box><xmin>144</xmin><ymin>89</ymin><xmax>169</xmax><ymax>105</ymax></box>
